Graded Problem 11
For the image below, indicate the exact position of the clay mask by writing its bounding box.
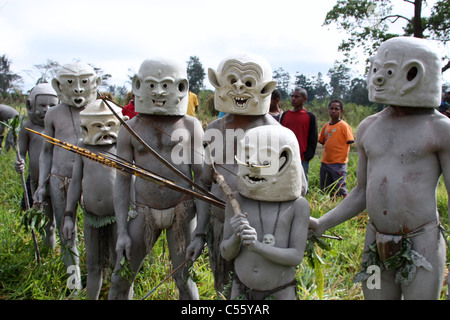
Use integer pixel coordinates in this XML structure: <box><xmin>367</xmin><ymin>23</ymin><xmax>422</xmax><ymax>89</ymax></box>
<box><xmin>367</xmin><ymin>37</ymin><xmax>442</xmax><ymax>107</ymax></box>
<box><xmin>52</xmin><ymin>62</ymin><xmax>101</xmax><ymax>108</ymax></box>
<box><xmin>27</xmin><ymin>83</ymin><xmax>58</xmax><ymax>126</ymax></box>
<box><xmin>132</xmin><ymin>59</ymin><xmax>189</xmax><ymax>115</ymax></box>
<box><xmin>208</xmin><ymin>53</ymin><xmax>277</xmax><ymax>115</ymax></box>
<box><xmin>236</xmin><ymin>125</ymin><xmax>303</xmax><ymax>201</ymax></box>
<box><xmin>80</xmin><ymin>99</ymin><xmax>126</xmax><ymax>145</ymax></box>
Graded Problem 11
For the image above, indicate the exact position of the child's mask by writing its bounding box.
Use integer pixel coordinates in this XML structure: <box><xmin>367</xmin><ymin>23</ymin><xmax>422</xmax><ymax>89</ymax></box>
<box><xmin>236</xmin><ymin>125</ymin><xmax>303</xmax><ymax>201</ymax></box>
<box><xmin>27</xmin><ymin>83</ymin><xmax>58</xmax><ymax>126</ymax></box>
<box><xmin>80</xmin><ymin>99</ymin><xmax>127</xmax><ymax>145</ymax></box>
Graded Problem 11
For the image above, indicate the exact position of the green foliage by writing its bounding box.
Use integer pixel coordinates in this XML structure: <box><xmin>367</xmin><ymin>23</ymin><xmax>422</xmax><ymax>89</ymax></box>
<box><xmin>186</xmin><ymin>56</ymin><xmax>206</xmax><ymax>94</ymax></box>
<box><xmin>323</xmin><ymin>0</ymin><xmax>450</xmax><ymax>70</ymax></box>
<box><xmin>20</xmin><ymin>206</ymin><xmax>49</xmax><ymax>238</ymax></box>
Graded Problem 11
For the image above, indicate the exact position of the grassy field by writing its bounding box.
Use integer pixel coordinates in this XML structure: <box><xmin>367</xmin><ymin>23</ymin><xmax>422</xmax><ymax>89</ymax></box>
<box><xmin>0</xmin><ymin>100</ymin><xmax>448</xmax><ymax>300</ymax></box>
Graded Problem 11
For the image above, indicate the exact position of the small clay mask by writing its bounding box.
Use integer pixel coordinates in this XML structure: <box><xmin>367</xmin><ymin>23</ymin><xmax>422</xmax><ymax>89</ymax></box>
<box><xmin>263</xmin><ymin>234</ymin><xmax>275</xmax><ymax>246</ymax></box>
<box><xmin>236</xmin><ymin>125</ymin><xmax>303</xmax><ymax>202</ymax></box>
<box><xmin>52</xmin><ymin>63</ymin><xmax>101</xmax><ymax>108</ymax></box>
<box><xmin>367</xmin><ymin>37</ymin><xmax>442</xmax><ymax>107</ymax></box>
<box><xmin>80</xmin><ymin>99</ymin><xmax>126</xmax><ymax>145</ymax></box>
<box><xmin>208</xmin><ymin>53</ymin><xmax>277</xmax><ymax>115</ymax></box>
<box><xmin>133</xmin><ymin>59</ymin><xmax>189</xmax><ymax>115</ymax></box>
<box><xmin>27</xmin><ymin>83</ymin><xmax>58</xmax><ymax>126</ymax></box>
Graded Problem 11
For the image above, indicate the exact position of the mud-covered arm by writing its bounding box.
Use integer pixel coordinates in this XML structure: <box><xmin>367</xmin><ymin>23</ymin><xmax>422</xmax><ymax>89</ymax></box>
<box><xmin>113</xmin><ymin>127</ymin><xmax>133</xmax><ymax>260</ymax></box>
<box><xmin>35</xmin><ymin>110</ymin><xmax>55</xmax><ymax>203</ymax></box>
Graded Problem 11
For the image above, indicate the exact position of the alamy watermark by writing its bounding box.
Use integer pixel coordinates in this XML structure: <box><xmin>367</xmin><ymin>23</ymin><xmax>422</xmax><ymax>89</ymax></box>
<box><xmin>170</xmin><ymin>128</ymin><xmax>281</xmax><ymax>176</ymax></box>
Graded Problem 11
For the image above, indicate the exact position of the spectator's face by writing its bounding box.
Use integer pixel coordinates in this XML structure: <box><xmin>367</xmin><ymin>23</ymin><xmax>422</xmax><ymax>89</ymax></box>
<box><xmin>291</xmin><ymin>91</ymin><xmax>306</xmax><ymax>108</ymax></box>
<box><xmin>328</xmin><ymin>102</ymin><xmax>343</xmax><ymax>122</ymax></box>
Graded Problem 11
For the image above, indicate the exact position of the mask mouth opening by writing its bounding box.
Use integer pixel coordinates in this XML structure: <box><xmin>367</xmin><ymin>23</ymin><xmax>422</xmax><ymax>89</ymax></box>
<box><xmin>73</xmin><ymin>97</ymin><xmax>85</xmax><ymax>106</ymax></box>
<box><xmin>229</xmin><ymin>93</ymin><xmax>251</xmax><ymax>109</ymax></box>
<box><xmin>95</xmin><ymin>133</ymin><xmax>117</xmax><ymax>144</ymax></box>
<box><xmin>244</xmin><ymin>174</ymin><xmax>267</xmax><ymax>184</ymax></box>
<box><xmin>153</xmin><ymin>100</ymin><xmax>166</xmax><ymax>107</ymax></box>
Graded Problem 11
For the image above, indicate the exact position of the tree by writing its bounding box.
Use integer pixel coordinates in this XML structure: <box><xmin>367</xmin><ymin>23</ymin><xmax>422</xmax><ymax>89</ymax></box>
<box><xmin>348</xmin><ymin>77</ymin><xmax>371</xmax><ymax>106</ymax></box>
<box><xmin>323</xmin><ymin>0</ymin><xmax>450</xmax><ymax>72</ymax></box>
<box><xmin>294</xmin><ymin>72</ymin><xmax>329</xmax><ymax>102</ymax></box>
<box><xmin>273</xmin><ymin>67</ymin><xmax>291</xmax><ymax>100</ymax></box>
<box><xmin>328</xmin><ymin>62</ymin><xmax>352</xmax><ymax>100</ymax></box>
<box><xmin>0</xmin><ymin>55</ymin><xmax>22</xmax><ymax>94</ymax></box>
<box><xmin>186</xmin><ymin>56</ymin><xmax>205</xmax><ymax>94</ymax></box>
<box><xmin>33</xmin><ymin>59</ymin><xmax>61</xmax><ymax>84</ymax></box>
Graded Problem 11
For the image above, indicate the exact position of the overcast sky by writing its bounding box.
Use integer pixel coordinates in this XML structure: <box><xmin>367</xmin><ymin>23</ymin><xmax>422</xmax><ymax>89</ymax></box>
<box><xmin>0</xmin><ymin>0</ymin><xmax>448</xmax><ymax>93</ymax></box>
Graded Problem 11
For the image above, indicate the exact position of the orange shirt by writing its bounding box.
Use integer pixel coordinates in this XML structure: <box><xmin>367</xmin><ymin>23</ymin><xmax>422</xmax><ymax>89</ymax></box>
<box><xmin>318</xmin><ymin>120</ymin><xmax>354</xmax><ymax>164</ymax></box>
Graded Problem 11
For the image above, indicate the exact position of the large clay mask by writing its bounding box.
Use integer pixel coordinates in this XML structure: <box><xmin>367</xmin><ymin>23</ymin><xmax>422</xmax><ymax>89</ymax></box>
<box><xmin>208</xmin><ymin>54</ymin><xmax>277</xmax><ymax>115</ymax></box>
<box><xmin>79</xmin><ymin>99</ymin><xmax>125</xmax><ymax>145</ymax></box>
<box><xmin>236</xmin><ymin>125</ymin><xmax>303</xmax><ymax>201</ymax></box>
<box><xmin>52</xmin><ymin>62</ymin><xmax>101</xmax><ymax>108</ymax></box>
<box><xmin>132</xmin><ymin>59</ymin><xmax>189</xmax><ymax>115</ymax></box>
<box><xmin>367</xmin><ymin>37</ymin><xmax>442</xmax><ymax>107</ymax></box>
<box><xmin>26</xmin><ymin>83</ymin><xmax>58</xmax><ymax>126</ymax></box>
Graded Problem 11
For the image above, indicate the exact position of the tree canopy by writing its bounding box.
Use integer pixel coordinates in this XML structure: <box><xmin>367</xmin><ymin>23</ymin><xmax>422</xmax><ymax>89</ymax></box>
<box><xmin>323</xmin><ymin>0</ymin><xmax>450</xmax><ymax>72</ymax></box>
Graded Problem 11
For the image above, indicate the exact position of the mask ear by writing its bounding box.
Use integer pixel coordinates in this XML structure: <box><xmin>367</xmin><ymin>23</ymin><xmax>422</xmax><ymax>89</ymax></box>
<box><xmin>94</xmin><ymin>75</ymin><xmax>101</xmax><ymax>89</ymax></box>
<box><xmin>260</xmin><ymin>80</ymin><xmax>277</xmax><ymax>97</ymax></box>
<box><xmin>177</xmin><ymin>79</ymin><xmax>189</xmax><ymax>94</ymax></box>
<box><xmin>208</xmin><ymin>68</ymin><xmax>220</xmax><ymax>89</ymax></box>
<box><xmin>132</xmin><ymin>75</ymin><xmax>142</xmax><ymax>96</ymax></box>
<box><xmin>26</xmin><ymin>99</ymin><xmax>33</xmax><ymax>113</ymax></box>
<box><xmin>51</xmin><ymin>78</ymin><xmax>62</xmax><ymax>95</ymax></box>
<box><xmin>400</xmin><ymin>60</ymin><xmax>424</xmax><ymax>96</ymax></box>
<box><xmin>278</xmin><ymin>146</ymin><xmax>292</xmax><ymax>174</ymax></box>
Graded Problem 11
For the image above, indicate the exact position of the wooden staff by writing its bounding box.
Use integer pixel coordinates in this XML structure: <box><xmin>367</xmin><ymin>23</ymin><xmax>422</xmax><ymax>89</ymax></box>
<box><xmin>26</xmin><ymin>128</ymin><xmax>226</xmax><ymax>210</ymax></box>
<box><xmin>205</xmin><ymin>143</ymin><xmax>242</xmax><ymax>216</ymax></box>
<box><xmin>99</xmin><ymin>96</ymin><xmax>223</xmax><ymax>205</ymax></box>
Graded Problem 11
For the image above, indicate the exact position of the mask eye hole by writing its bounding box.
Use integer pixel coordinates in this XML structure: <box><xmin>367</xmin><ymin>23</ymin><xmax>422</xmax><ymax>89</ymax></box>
<box><xmin>407</xmin><ymin>66</ymin><xmax>418</xmax><ymax>81</ymax></box>
<box><xmin>82</xmin><ymin>79</ymin><xmax>88</xmax><ymax>84</ymax></box>
<box><xmin>386</xmin><ymin>69</ymin><xmax>395</xmax><ymax>77</ymax></box>
<box><xmin>67</xmin><ymin>79</ymin><xmax>73</xmax><ymax>84</ymax></box>
<box><xmin>373</xmin><ymin>68</ymin><xmax>377</xmax><ymax>73</ymax></box>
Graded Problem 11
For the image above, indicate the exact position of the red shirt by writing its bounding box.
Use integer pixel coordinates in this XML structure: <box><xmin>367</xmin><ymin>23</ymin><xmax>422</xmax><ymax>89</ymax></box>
<box><xmin>122</xmin><ymin>100</ymin><xmax>138</xmax><ymax>119</ymax></box>
<box><xmin>281</xmin><ymin>108</ymin><xmax>317</xmax><ymax>161</ymax></box>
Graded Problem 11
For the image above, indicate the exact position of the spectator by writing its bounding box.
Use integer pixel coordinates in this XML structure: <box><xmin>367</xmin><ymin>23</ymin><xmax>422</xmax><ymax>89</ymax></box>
<box><xmin>280</xmin><ymin>88</ymin><xmax>317</xmax><ymax>186</ymax></box>
<box><xmin>122</xmin><ymin>92</ymin><xmax>138</xmax><ymax>119</ymax></box>
<box><xmin>269</xmin><ymin>89</ymin><xmax>282</xmax><ymax>121</ymax></box>
<box><xmin>187</xmin><ymin>91</ymin><xmax>198</xmax><ymax>117</ymax></box>
<box><xmin>318</xmin><ymin>99</ymin><xmax>355</xmax><ymax>197</ymax></box>
<box><xmin>437</xmin><ymin>90</ymin><xmax>450</xmax><ymax>118</ymax></box>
